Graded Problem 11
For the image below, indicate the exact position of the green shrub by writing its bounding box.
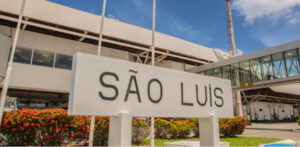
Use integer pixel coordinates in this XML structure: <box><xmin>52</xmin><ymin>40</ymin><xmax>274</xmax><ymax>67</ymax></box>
<box><xmin>132</xmin><ymin>118</ymin><xmax>150</xmax><ymax>144</ymax></box>
<box><xmin>219</xmin><ymin>116</ymin><xmax>247</xmax><ymax>137</ymax></box>
<box><xmin>297</xmin><ymin>118</ymin><xmax>300</xmax><ymax>125</ymax></box>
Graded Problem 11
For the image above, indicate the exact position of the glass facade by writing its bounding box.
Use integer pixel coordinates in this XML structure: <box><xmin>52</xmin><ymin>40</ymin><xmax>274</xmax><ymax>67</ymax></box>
<box><xmin>250</xmin><ymin>58</ymin><xmax>262</xmax><ymax>82</ymax></box>
<box><xmin>240</xmin><ymin>61</ymin><xmax>251</xmax><ymax>83</ymax></box>
<box><xmin>13</xmin><ymin>47</ymin><xmax>72</xmax><ymax>70</ymax></box>
<box><xmin>230</xmin><ymin>63</ymin><xmax>240</xmax><ymax>86</ymax></box>
<box><xmin>221</xmin><ymin>65</ymin><xmax>231</xmax><ymax>80</ymax></box>
<box><xmin>199</xmin><ymin>48</ymin><xmax>300</xmax><ymax>85</ymax></box>
<box><xmin>284</xmin><ymin>49</ymin><xmax>299</xmax><ymax>76</ymax></box>
<box><xmin>261</xmin><ymin>55</ymin><xmax>273</xmax><ymax>80</ymax></box>
<box><xmin>206</xmin><ymin>69</ymin><xmax>213</xmax><ymax>76</ymax></box>
<box><xmin>14</xmin><ymin>48</ymin><xmax>32</xmax><ymax>64</ymax></box>
<box><xmin>272</xmin><ymin>53</ymin><xmax>286</xmax><ymax>79</ymax></box>
<box><xmin>213</xmin><ymin>67</ymin><xmax>222</xmax><ymax>78</ymax></box>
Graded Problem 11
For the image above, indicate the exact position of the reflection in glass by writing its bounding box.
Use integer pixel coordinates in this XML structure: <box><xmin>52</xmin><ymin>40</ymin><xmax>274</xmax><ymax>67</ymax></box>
<box><xmin>13</xmin><ymin>48</ymin><xmax>32</xmax><ymax>64</ymax></box>
<box><xmin>231</xmin><ymin>63</ymin><xmax>239</xmax><ymax>85</ymax></box>
<box><xmin>206</xmin><ymin>69</ymin><xmax>213</xmax><ymax>77</ymax></box>
<box><xmin>222</xmin><ymin>65</ymin><xmax>231</xmax><ymax>80</ymax></box>
<box><xmin>261</xmin><ymin>55</ymin><xmax>273</xmax><ymax>80</ymax></box>
<box><xmin>32</xmin><ymin>50</ymin><xmax>54</xmax><ymax>67</ymax></box>
<box><xmin>284</xmin><ymin>49</ymin><xmax>300</xmax><ymax>77</ymax></box>
<box><xmin>250</xmin><ymin>58</ymin><xmax>262</xmax><ymax>82</ymax></box>
<box><xmin>55</xmin><ymin>54</ymin><xmax>72</xmax><ymax>69</ymax></box>
<box><xmin>240</xmin><ymin>61</ymin><xmax>251</xmax><ymax>83</ymax></box>
<box><xmin>213</xmin><ymin>67</ymin><xmax>222</xmax><ymax>78</ymax></box>
<box><xmin>272</xmin><ymin>53</ymin><xmax>286</xmax><ymax>79</ymax></box>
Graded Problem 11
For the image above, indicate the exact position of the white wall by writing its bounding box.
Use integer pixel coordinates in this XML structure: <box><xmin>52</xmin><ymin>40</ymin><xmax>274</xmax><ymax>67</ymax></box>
<box><xmin>0</xmin><ymin>33</ymin><xmax>11</xmax><ymax>77</ymax></box>
<box><xmin>0</xmin><ymin>26</ymin><xmax>189</xmax><ymax>93</ymax></box>
<box><xmin>243</xmin><ymin>102</ymin><xmax>294</xmax><ymax>120</ymax></box>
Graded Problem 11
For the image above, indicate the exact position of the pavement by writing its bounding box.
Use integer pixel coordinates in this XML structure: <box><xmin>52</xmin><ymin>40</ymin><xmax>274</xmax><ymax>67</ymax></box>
<box><xmin>241</xmin><ymin>122</ymin><xmax>300</xmax><ymax>141</ymax></box>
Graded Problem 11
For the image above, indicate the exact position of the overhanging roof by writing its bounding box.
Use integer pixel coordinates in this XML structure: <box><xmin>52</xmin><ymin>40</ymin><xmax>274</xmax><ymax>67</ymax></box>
<box><xmin>0</xmin><ymin>0</ymin><xmax>222</xmax><ymax>65</ymax></box>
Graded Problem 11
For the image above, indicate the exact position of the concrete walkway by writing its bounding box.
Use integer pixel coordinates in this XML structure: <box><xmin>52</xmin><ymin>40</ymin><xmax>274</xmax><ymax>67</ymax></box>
<box><xmin>241</xmin><ymin>123</ymin><xmax>300</xmax><ymax>141</ymax></box>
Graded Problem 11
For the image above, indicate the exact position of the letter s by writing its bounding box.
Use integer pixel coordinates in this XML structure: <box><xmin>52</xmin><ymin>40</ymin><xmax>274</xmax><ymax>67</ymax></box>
<box><xmin>214</xmin><ymin>87</ymin><xmax>224</xmax><ymax>107</ymax></box>
<box><xmin>99</xmin><ymin>72</ymin><xmax>119</xmax><ymax>101</ymax></box>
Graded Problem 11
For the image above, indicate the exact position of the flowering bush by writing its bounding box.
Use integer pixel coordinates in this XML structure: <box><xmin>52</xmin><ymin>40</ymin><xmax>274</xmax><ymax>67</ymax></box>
<box><xmin>132</xmin><ymin>118</ymin><xmax>150</xmax><ymax>144</ymax></box>
<box><xmin>170</xmin><ymin>120</ymin><xmax>191</xmax><ymax>138</ymax></box>
<box><xmin>219</xmin><ymin>116</ymin><xmax>247</xmax><ymax>137</ymax></box>
<box><xmin>0</xmin><ymin>109</ymin><xmax>110</xmax><ymax>146</ymax></box>
<box><xmin>187</xmin><ymin>118</ymin><xmax>199</xmax><ymax>137</ymax></box>
<box><xmin>0</xmin><ymin>109</ymin><xmax>149</xmax><ymax>146</ymax></box>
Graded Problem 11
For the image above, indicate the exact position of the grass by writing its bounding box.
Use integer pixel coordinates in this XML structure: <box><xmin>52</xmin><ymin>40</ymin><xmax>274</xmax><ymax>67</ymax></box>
<box><xmin>140</xmin><ymin>137</ymin><xmax>282</xmax><ymax>146</ymax></box>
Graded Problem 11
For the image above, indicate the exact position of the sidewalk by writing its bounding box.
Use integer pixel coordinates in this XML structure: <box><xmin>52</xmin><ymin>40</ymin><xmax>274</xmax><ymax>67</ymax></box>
<box><xmin>246</xmin><ymin>122</ymin><xmax>300</xmax><ymax>131</ymax></box>
<box><xmin>241</xmin><ymin>123</ymin><xmax>300</xmax><ymax>141</ymax></box>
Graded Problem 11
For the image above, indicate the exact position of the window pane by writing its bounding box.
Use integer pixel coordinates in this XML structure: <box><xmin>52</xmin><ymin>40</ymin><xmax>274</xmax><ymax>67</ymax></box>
<box><xmin>250</xmin><ymin>58</ymin><xmax>262</xmax><ymax>82</ymax></box>
<box><xmin>198</xmin><ymin>71</ymin><xmax>205</xmax><ymax>75</ymax></box>
<box><xmin>272</xmin><ymin>53</ymin><xmax>286</xmax><ymax>79</ymax></box>
<box><xmin>240</xmin><ymin>61</ymin><xmax>251</xmax><ymax>83</ymax></box>
<box><xmin>231</xmin><ymin>63</ymin><xmax>239</xmax><ymax>85</ymax></box>
<box><xmin>261</xmin><ymin>55</ymin><xmax>273</xmax><ymax>80</ymax></box>
<box><xmin>13</xmin><ymin>47</ymin><xmax>32</xmax><ymax>64</ymax></box>
<box><xmin>206</xmin><ymin>69</ymin><xmax>213</xmax><ymax>77</ymax></box>
<box><xmin>284</xmin><ymin>49</ymin><xmax>300</xmax><ymax>77</ymax></box>
<box><xmin>221</xmin><ymin>65</ymin><xmax>231</xmax><ymax>80</ymax></box>
<box><xmin>213</xmin><ymin>67</ymin><xmax>222</xmax><ymax>78</ymax></box>
<box><xmin>298</xmin><ymin>48</ymin><xmax>300</xmax><ymax>65</ymax></box>
<box><xmin>32</xmin><ymin>50</ymin><xmax>54</xmax><ymax>67</ymax></box>
<box><xmin>55</xmin><ymin>54</ymin><xmax>72</xmax><ymax>70</ymax></box>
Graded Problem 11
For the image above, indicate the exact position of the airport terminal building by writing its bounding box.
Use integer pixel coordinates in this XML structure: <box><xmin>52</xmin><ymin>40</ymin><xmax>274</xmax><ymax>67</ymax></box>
<box><xmin>0</xmin><ymin>0</ymin><xmax>299</xmax><ymax>121</ymax></box>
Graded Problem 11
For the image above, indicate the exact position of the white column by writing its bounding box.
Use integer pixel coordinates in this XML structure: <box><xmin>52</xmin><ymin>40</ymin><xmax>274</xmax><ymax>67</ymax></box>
<box><xmin>89</xmin><ymin>0</ymin><xmax>107</xmax><ymax>146</ymax></box>
<box><xmin>150</xmin><ymin>0</ymin><xmax>156</xmax><ymax>146</ymax></box>
<box><xmin>108</xmin><ymin>112</ymin><xmax>132</xmax><ymax>146</ymax></box>
<box><xmin>0</xmin><ymin>0</ymin><xmax>27</xmax><ymax>126</ymax></box>
<box><xmin>88</xmin><ymin>116</ymin><xmax>95</xmax><ymax>146</ymax></box>
<box><xmin>199</xmin><ymin>114</ymin><xmax>220</xmax><ymax>146</ymax></box>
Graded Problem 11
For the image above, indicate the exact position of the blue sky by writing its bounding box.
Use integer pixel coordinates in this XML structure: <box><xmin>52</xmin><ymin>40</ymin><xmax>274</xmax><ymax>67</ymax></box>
<box><xmin>48</xmin><ymin>0</ymin><xmax>300</xmax><ymax>55</ymax></box>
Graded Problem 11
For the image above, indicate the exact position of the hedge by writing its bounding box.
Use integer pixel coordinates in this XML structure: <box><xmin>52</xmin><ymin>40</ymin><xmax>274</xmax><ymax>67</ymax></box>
<box><xmin>154</xmin><ymin>117</ymin><xmax>247</xmax><ymax>139</ymax></box>
<box><xmin>0</xmin><ymin>109</ymin><xmax>144</xmax><ymax>146</ymax></box>
<box><xmin>0</xmin><ymin>109</ymin><xmax>247</xmax><ymax>145</ymax></box>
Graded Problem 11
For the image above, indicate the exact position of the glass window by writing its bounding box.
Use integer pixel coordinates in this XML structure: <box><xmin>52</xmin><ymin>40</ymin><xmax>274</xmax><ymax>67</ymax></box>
<box><xmin>230</xmin><ymin>63</ymin><xmax>240</xmax><ymax>86</ymax></box>
<box><xmin>206</xmin><ymin>69</ymin><xmax>213</xmax><ymax>77</ymax></box>
<box><xmin>284</xmin><ymin>49</ymin><xmax>300</xmax><ymax>77</ymax></box>
<box><xmin>13</xmin><ymin>47</ymin><xmax>32</xmax><ymax>64</ymax></box>
<box><xmin>55</xmin><ymin>54</ymin><xmax>72</xmax><ymax>70</ymax></box>
<box><xmin>198</xmin><ymin>71</ymin><xmax>205</xmax><ymax>75</ymax></box>
<box><xmin>272</xmin><ymin>53</ymin><xmax>286</xmax><ymax>79</ymax></box>
<box><xmin>298</xmin><ymin>48</ymin><xmax>300</xmax><ymax>64</ymax></box>
<box><xmin>213</xmin><ymin>67</ymin><xmax>222</xmax><ymax>78</ymax></box>
<box><xmin>32</xmin><ymin>50</ymin><xmax>54</xmax><ymax>67</ymax></box>
<box><xmin>221</xmin><ymin>65</ymin><xmax>231</xmax><ymax>80</ymax></box>
<box><xmin>250</xmin><ymin>58</ymin><xmax>262</xmax><ymax>82</ymax></box>
<box><xmin>261</xmin><ymin>55</ymin><xmax>273</xmax><ymax>80</ymax></box>
<box><xmin>240</xmin><ymin>61</ymin><xmax>251</xmax><ymax>83</ymax></box>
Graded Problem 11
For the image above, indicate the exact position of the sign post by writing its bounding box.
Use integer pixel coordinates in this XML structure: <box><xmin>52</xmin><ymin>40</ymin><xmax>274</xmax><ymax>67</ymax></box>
<box><xmin>68</xmin><ymin>53</ymin><xmax>234</xmax><ymax>146</ymax></box>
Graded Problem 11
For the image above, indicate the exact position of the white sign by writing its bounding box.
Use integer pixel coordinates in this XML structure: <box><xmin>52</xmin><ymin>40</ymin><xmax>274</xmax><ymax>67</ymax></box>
<box><xmin>68</xmin><ymin>53</ymin><xmax>233</xmax><ymax>118</ymax></box>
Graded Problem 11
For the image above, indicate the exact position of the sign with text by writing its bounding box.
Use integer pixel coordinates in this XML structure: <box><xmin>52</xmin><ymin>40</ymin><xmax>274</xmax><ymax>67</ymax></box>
<box><xmin>68</xmin><ymin>53</ymin><xmax>233</xmax><ymax>118</ymax></box>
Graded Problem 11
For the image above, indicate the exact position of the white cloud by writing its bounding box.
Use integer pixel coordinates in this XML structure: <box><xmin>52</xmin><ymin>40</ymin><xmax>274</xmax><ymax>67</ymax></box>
<box><xmin>232</xmin><ymin>0</ymin><xmax>300</xmax><ymax>24</ymax></box>
<box><xmin>236</xmin><ymin>48</ymin><xmax>243</xmax><ymax>56</ymax></box>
